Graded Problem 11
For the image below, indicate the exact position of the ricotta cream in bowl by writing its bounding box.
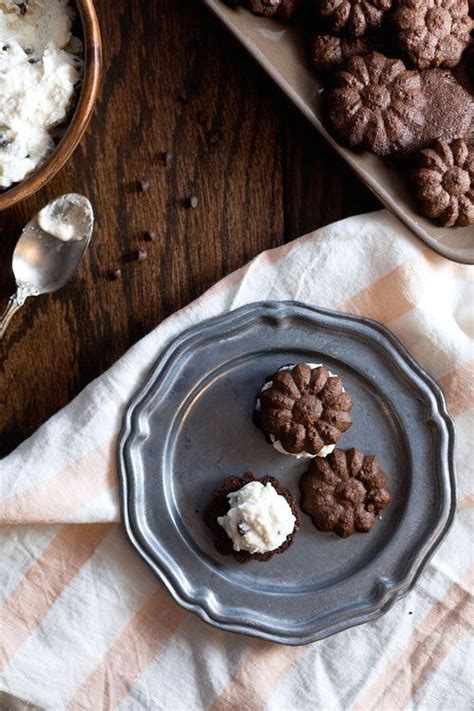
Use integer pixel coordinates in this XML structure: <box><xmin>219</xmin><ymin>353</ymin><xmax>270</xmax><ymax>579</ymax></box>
<box><xmin>0</xmin><ymin>0</ymin><xmax>101</xmax><ymax>209</ymax></box>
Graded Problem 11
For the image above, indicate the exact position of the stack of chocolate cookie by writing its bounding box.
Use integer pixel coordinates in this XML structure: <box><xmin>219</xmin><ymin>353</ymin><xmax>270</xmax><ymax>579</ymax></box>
<box><xmin>239</xmin><ymin>0</ymin><xmax>474</xmax><ymax>228</ymax></box>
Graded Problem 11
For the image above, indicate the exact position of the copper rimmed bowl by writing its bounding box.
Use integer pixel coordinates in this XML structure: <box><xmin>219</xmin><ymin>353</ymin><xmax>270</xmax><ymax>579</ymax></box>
<box><xmin>0</xmin><ymin>0</ymin><xmax>102</xmax><ymax>211</ymax></box>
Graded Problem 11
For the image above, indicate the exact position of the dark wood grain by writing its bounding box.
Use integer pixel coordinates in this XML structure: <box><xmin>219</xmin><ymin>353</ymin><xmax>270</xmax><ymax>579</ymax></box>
<box><xmin>0</xmin><ymin>0</ymin><xmax>377</xmax><ymax>456</ymax></box>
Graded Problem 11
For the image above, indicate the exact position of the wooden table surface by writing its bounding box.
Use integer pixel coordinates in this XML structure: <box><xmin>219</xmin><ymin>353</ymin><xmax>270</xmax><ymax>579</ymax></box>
<box><xmin>0</xmin><ymin>0</ymin><xmax>377</xmax><ymax>456</ymax></box>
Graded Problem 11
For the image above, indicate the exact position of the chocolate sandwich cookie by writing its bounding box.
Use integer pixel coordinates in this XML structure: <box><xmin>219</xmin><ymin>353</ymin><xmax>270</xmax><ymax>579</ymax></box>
<box><xmin>411</xmin><ymin>138</ymin><xmax>474</xmax><ymax>226</ymax></box>
<box><xmin>256</xmin><ymin>363</ymin><xmax>353</xmax><ymax>458</ymax></box>
<box><xmin>300</xmin><ymin>448</ymin><xmax>391</xmax><ymax>538</ymax></box>
<box><xmin>203</xmin><ymin>473</ymin><xmax>299</xmax><ymax>563</ymax></box>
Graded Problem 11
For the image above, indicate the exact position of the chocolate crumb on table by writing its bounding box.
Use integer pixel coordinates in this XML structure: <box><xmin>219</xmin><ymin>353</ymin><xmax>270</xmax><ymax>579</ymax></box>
<box><xmin>209</xmin><ymin>131</ymin><xmax>221</xmax><ymax>145</ymax></box>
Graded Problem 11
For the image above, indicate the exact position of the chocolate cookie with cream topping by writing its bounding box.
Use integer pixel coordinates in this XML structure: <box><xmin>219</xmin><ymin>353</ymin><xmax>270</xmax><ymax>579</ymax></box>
<box><xmin>256</xmin><ymin>363</ymin><xmax>353</xmax><ymax>459</ymax></box>
<box><xmin>203</xmin><ymin>473</ymin><xmax>299</xmax><ymax>563</ymax></box>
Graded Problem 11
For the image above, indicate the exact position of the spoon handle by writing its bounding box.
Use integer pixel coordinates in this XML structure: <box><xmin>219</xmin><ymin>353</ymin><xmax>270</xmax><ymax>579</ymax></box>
<box><xmin>0</xmin><ymin>292</ymin><xmax>28</xmax><ymax>340</ymax></box>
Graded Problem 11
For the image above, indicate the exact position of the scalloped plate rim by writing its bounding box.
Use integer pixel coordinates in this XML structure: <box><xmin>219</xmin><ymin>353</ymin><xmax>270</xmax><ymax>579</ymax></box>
<box><xmin>118</xmin><ymin>301</ymin><xmax>456</xmax><ymax>645</ymax></box>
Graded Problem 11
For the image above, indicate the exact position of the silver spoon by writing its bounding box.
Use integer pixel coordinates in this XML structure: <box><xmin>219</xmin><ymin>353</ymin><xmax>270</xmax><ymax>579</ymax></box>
<box><xmin>0</xmin><ymin>193</ymin><xmax>94</xmax><ymax>340</ymax></box>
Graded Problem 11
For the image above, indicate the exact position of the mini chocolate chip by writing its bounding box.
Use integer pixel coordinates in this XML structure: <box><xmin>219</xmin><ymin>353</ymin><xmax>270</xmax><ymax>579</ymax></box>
<box><xmin>136</xmin><ymin>248</ymin><xmax>148</xmax><ymax>262</ymax></box>
<box><xmin>17</xmin><ymin>3</ymin><xmax>28</xmax><ymax>16</ymax></box>
<box><xmin>28</xmin><ymin>58</ymin><xmax>37</xmax><ymax>64</ymax></box>
<box><xmin>144</xmin><ymin>230</ymin><xmax>156</xmax><ymax>242</ymax></box>
<box><xmin>24</xmin><ymin>48</ymin><xmax>32</xmax><ymax>55</ymax></box>
<box><xmin>108</xmin><ymin>268</ymin><xmax>122</xmax><ymax>281</ymax></box>
<box><xmin>162</xmin><ymin>151</ymin><xmax>173</xmax><ymax>167</ymax></box>
<box><xmin>408</xmin><ymin>611</ymin><xmax>413</xmax><ymax>615</ymax></box>
<box><xmin>138</xmin><ymin>178</ymin><xmax>150</xmax><ymax>193</ymax></box>
<box><xmin>2</xmin><ymin>45</ymin><xmax>9</xmax><ymax>51</ymax></box>
<box><xmin>187</xmin><ymin>195</ymin><xmax>199</xmax><ymax>209</ymax></box>
<box><xmin>209</xmin><ymin>131</ymin><xmax>221</xmax><ymax>145</ymax></box>
<box><xmin>237</xmin><ymin>522</ymin><xmax>250</xmax><ymax>535</ymax></box>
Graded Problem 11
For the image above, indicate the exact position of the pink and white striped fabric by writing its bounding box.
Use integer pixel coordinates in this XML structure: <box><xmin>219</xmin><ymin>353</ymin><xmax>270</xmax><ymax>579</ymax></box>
<box><xmin>1</xmin><ymin>210</ymin><xmax>473</xmax><ymax>710</ymax></box>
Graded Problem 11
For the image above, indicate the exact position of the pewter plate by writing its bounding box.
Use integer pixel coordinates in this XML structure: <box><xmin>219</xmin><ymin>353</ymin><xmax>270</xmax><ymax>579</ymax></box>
<box><xmin>202</xmin><ymin>1</ymin><xmax>474</xmax><ymax>264</ymax></box>
<box><xmin>118</xmin><ymin>302</ymin><xmax>455</xmax><ymax>645</ymax></box>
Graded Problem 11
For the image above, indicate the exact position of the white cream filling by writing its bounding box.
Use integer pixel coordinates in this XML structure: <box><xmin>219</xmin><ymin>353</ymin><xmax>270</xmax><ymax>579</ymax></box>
<box><xmin>217</xmin><ymin>481</ymin><xmax>296</xmax><ymax>554</ymax></box>
<box><xmin>256</xmin><ymin>363</ymin><xmax>341</xmax><ymax>459</ymax></box>
<box><xmin>0</xmin><ymin>0</ymin><xmax>82</xmax><ymax>188</ymax></box>
<box><xmin>37</xmin><ymin>195</ymin><xmax>84</xmax><ymax>242</ymax></box>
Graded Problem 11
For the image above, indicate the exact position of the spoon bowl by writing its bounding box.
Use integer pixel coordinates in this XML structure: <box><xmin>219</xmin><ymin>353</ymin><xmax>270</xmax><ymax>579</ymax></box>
<box><xmin>13</xmin><ymin>194</ymin><xmax>94</xmax><ymax>294</ymax></box>
<box><xmin>0</xmin><ymin>193</ymin><xmax>94</xmax><ymax>339</ymax></box>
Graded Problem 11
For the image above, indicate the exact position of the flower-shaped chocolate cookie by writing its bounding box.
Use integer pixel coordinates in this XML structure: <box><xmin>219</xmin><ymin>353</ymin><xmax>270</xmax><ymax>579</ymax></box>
<box><xmin>318</xmin><ymin>0</ymin><xmax>392</xmax><ymax>37</ymax></box>
<box><xmin>411</xmin><ymin>139</ymin><xmax>474</xmax><ymax>226</ymax></box>
<box><xmin>300</xmin><ymin>448</ymin><xmax>391</xmax><ymax>537</ymax></box>
<box><xmin>257</xmin><ymin>363</ymin><xmax>353</xmax><ymax>457</ymax></box>
<box><xmin>311</xmin><ymin>33</ymin><xmax>372</xmax><ymax>72</ymax></box>
<box><xmin>394</xmin><ymin>0</ymin><xmax>473</xmax><ymax>69</ymax></box>
<box><xmin>246</xmin><ymin>0</ymin><xmax>301</xmax><ymax>19</ymax></box>
<box><xmin>327</xmin><ymin>52</ymin><xmax>425</xmax><ymax>156</ymax></box>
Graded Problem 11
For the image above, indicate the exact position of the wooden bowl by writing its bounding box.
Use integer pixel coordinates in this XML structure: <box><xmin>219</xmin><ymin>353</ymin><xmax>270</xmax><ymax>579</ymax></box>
<box><xmin>0</xmin><ymin>0</ymin><xmax>102</xmax><ymax>211</ymax></box>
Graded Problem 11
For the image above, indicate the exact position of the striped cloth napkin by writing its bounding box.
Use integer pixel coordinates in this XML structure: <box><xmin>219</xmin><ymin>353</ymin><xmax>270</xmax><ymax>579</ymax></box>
<box><xmin>0</xmin><ymin>210</ymin><xmax>473</xmax><ymax>711</ymax></box>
